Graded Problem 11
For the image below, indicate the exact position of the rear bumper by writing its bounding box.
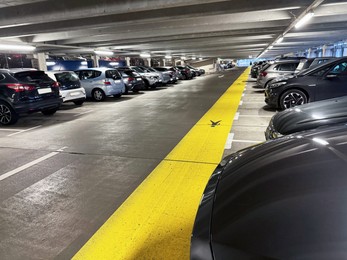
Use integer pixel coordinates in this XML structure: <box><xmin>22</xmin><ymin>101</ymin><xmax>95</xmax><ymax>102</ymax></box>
<box><xmin>13</xmin><ymin>97</ymin><xmax>63</xmax><ymax>114</ymax></box>
<box><xmin>60</xmin><ymin>88</ymin><xmax>86</xmax><ymax>103</ymax></box>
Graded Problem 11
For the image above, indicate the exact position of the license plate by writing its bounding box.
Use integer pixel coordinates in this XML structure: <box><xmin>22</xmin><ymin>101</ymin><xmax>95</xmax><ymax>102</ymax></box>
<box><xmin>70</xmin><ymin>91</ymin><xmax>81</xmax><ymax>96</ymax></box>
<box><xmin>38</xmin><ymin>88</ymin><xmax>52</xmax><ymax>94</ymax></box>
<box><xmin>136</xmin><ymin>78</ymin><xmax>142</xmax><ymax>81</ymax></box>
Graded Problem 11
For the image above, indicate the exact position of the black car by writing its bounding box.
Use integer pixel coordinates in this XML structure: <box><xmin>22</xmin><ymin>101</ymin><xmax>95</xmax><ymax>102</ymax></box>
<box><xmin>265</xmin><ymin>57</ymin><xmax>347</xmax><ymax>109</ymax></box>
<box><xmin>191</xmin><ymin>124</ymin><xmax>347</xmax><ymax>260</ymax></box>
<box><xmin>265</xmin><ymin>96</ymin><xmax>347</xmax><ymax>140</ymax></box>
<box><xmin>0</xmin><ymin>69</ymin><xmax>62</xmax><ymax>125</ymax></box>
<box><xmin>175</xmin><ymin>66</ymin><xmax>193</xmax><ymax>80</ymax></box>
<box><xmin>116</xmin><ymin>68</ymin><xmax>145</xmax><ymax>93</ymax></box>
<box><xmin>186</xmin><ymin>65</ymin><xmax>201</xmax><ymax>76</ymax></box>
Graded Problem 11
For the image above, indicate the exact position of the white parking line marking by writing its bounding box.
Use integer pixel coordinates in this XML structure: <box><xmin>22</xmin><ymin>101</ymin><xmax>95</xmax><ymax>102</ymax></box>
<box><xmin>239</xmin><ymin>100</ymin><xmax>243</xmax><ymax>106</ymax></box>
<box><xmin>233</xmin><ymin>139</ymin><xmax>262</xmax><ymax>143</ymax></box>
<box><xmin>241</xmin><ymin>101</ymin><xmax>265</xmax><ymax>104</ymax></box>
<box><xmin>218</xmin><ymin>75</ymin><xmax>225</xmax><ymax>78</ymax></box>
<box><xmin>234</xmin><ymin>112</ymin><xmax>240</xmax><ymax>121</ymax></box>
<box><xmin>224</xmin><ymin>133</ymin><xmax>234</xmax><ymax>149</ymax></box>
<box><xmin>0</xmin><ymin>147</ymin><xmax>67</xmax><ymax>181</ymax></box>
<box><xmin>74</xmin><ymin>110</ymin><xmax>93</xmax><ymax>117</ymax></box>
<box><xmin>0</xmin><ymin>128</ymin><xmax>22</xmax><ymax>132</ymax></box>
<box><xmin>7</xmin><ymin>125</ymin><xmax>42</xmax><ymax>137</ymax></box>
<box><xmin>242</xmin><ymin>93</ymin><xmax>245</xmax><ymax>97</ymax></box>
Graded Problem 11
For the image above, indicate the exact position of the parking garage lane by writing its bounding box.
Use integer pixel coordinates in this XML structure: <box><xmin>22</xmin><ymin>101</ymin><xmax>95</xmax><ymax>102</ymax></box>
<box><xmin>0</xmin><ymin>69</ymin><xmax>244</xmax><ymax>259</ymax></box>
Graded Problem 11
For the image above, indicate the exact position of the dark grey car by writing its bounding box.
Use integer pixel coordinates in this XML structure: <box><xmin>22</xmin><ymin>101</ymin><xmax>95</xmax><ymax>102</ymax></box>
<box><xmin>191</xmin><ymin>124</ymin><xmax>347</xmax><ymax>260</ymax></box>
<box><xmin>265</xmin><ymin>96</ymin><xmax>347</xmax><ymax>140</ymax></box>
<box><xmin>265</xmin><ymin>57</ymin><xmax>347</xmax><ymax>109</ymax></box>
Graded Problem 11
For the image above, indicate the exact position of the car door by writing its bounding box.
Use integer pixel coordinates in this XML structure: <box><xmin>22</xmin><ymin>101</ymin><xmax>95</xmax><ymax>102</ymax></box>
<box><xmin>316</xmin><ymin>61</ymin><xmax>347</xmax><ymax>100</ymax></box>
<box><xmin>77</xmin><ymin>70</ymin><xmax>102</xmax><ymax>97</ymax></box>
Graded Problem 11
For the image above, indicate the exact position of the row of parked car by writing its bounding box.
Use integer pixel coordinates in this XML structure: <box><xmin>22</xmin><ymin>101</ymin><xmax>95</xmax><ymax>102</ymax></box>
<box><xmin>0</xmin><ymin>65</ymin><xmax>205</xmax><ymax>125</ymax></box>
<box><xmin>191</xmin><ymin>57</ymin><xmax>347</xmax><ymax>259</ymax></box>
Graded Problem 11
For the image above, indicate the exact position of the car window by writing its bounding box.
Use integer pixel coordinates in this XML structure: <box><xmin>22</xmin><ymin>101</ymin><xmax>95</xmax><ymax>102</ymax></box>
<box><xmin>275</xmin><ymin>63</ymin><xmax>298</xmax><ymax>71</ymax></box>
<box><xmin>13</xmin><ymin>71</ymin><xmax>54</xmax><ymax>83</ymax></box>
<box><xmin>78</xmin><ymin>70</ymin><xmax>102</xmax><ymax>80</ymax></box>
<box><xmin>54</xmin><ymin>72</ymin><xmax>79</xmax><ymax>83</ymax></box>
<box><xmin>310</xmin><ymin>67</ymin><xmax>331</xmax><ymax>77</ymax></box>
<box><xmin>329</xmin><ymin>62</ymin><xmax>347</xmax><ymax>75</ymax></box>
<box><xmin>105</xmin><ymin>70</ymin><xmax>120</xmax><ymax>79</ymax></box>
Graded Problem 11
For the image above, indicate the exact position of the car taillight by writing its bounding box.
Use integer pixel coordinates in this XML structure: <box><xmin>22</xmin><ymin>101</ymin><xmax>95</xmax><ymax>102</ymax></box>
<box><xmin>128</xmin><ymin>77</ymin><xmax>135</xmax><ymax>82</ymax></box>
<box><xmin>6</xmin><ymin>83</ymin><xmax>36</xmax><ymax>92</ymax></box>
<box><xmin>260</xmin><ymin>71</ymin><xmax>267</xmax><ymax>77</ymax></box>
<box><xmin>52</xmin><ymin>81</ymin><xmax>60</xmax><ymax>88</ymax></box>
<box><xmin>104</xmin><ymin>81</ymin><xmax>112</xmax><ymax>85</ymax></box>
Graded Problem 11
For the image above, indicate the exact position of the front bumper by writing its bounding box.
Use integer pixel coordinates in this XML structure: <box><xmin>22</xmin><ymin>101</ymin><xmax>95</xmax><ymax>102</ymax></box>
<box><xmin>264</xmin><ymin>88</ymin><xmax>279</xmax><ymax>108</ymax></box>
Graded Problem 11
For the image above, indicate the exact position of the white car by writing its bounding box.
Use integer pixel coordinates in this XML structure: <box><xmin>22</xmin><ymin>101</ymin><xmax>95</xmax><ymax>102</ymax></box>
<box><xmin>75</xmin><ymin>68</ymin><xmax>125</xmax><ymax>101</ymax></box>
<box><xmin>46</xmin><ymin>71</ymin><xmax>86</xmax><ymax>105</ymax></box>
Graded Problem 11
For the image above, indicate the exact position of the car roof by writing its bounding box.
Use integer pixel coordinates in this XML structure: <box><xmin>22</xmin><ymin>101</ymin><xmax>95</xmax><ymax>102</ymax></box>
<box><xmin>7</xmin><ymin>68</ymin><xmax>39</xmax><ymax>73</ymax></box>
<box><xmin>75</xmin><ymin>67</ymin><xmax>118</xmax><ymax>71</ymax></box>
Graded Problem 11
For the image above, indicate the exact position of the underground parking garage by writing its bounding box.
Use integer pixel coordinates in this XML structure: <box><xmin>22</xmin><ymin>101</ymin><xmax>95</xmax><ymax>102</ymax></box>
<box><xmin>2</xmin><ymin>1</ymin><xmax>347</xmax><ymax>259</ymax></box>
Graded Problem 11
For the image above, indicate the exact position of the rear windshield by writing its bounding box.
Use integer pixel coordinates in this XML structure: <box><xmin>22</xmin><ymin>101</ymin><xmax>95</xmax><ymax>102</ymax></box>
<box><xmin>121</xmin><ymin>70</ymin><xmax>139</xmax><ymax>77</ymax></box>
<box><xmin>154</xmin><ymin>67</ymin><xmax>167</xmax><ymax>71</ymax></box>
<box><xmin>54</xmin><ymin>72</ymin><xmax>79</xmax><ymax>83</ymax></box>
<box><xmin>13</xmin><ymin>71</ymin><xmax>54</xmax><ymax>83</ymax></box>
<box><xmin>131</xmin><ymin>67</ymin><xmax>144</xmax><ymax>73</ymax></box>
<box><xmin>105</xmin><ymin>70</ymin><xmax>121</xmax><ymax>79</ymax></box>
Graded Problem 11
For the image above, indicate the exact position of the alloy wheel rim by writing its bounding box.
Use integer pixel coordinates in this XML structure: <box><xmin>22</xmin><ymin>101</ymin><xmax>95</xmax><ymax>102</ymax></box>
<box><xmin>94</xmin><ymin>90</ymin><xmax>103</xmax><ymax>100</ymax></box>
<box><xmin>0</xmin><ymin>104</ymin><xmax>12</xmax><ymax>124</ymax></box>
<box><xmin>283</xmin><ymin>92</ymin><xmax>305</xmax><ymax>109</ymax></box>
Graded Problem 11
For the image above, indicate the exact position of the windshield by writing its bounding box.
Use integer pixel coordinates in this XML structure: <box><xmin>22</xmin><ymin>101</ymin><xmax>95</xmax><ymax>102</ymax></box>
<box><xmin>54</xmin><ymin>72</ymin><xmax>79</xmax><ymax>83</ymax></box>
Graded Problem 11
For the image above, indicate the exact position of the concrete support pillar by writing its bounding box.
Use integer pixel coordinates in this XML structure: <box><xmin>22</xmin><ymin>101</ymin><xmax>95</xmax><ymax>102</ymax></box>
<box><xmin>92</xmin><ymin>55</ymin><xmax>99</xmax><ymax>67</ymax></box>
<box><xmin>162</xmin><ymin>59</ymin><xmax>166</xmax><ymax>66</ymax></box>
<box><xmin>37</xmin><ymin>52</ymin><xmax>47</xmax><ymax>71</ymax></box>
<box><xmin>322</xmin><ymin>45</ymin><xmax>327</xmax><ymax>57</ymax></box>
<box><xmin>307</xmin><ymin>48</ymin><xmax>311</xmax><ymax>58</ymax></box>
<box><xmin>125</xmin><ymin>57</ymin><xmax>131</xmax><ymax>66</ymax></box>
<box><xmin>146</xmin><ymin>58</ymin><xmax>151</xmax><ymax>67</ymax></box>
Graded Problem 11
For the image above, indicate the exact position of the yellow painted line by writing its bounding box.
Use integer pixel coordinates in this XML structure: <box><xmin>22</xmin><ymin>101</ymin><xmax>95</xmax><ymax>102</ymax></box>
<box><xmin>73</xmin><ymin>68</ymin><xmax>250</xmax><ymax>260</ymax></box>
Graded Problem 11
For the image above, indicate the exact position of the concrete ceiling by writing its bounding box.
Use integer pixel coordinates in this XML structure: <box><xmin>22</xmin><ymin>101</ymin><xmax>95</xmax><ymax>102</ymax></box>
<box><xmin>1</xmin><ymin>0</ymin><xmax>347</xmax><ymax>59</ymax></box>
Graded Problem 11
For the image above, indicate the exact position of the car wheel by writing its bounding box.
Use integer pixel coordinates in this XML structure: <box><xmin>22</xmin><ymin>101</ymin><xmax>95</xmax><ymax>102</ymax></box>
<box><xmin>0</xmin><ymin>101</ymin><xmax>18</xmax><ymax>125</ymax></box>
<box><xmin>182</xmin><ymin>74</ymin><xmax>187</xmax><ymax>80</ymax></box>
<box><xmin>74</xmin><ymin>100</ymin><xmax>84</xmax><ymax>106</ymax></box>
<box><xmin>42</xmin><ymin>107</ymin><xmax>58</xmax><ymax>116</ymax></box>
<box><xmin>124</xmin><ymin>86</ymin><xmax>129</xmax><ymax>94</ymax></box>
<box><xmin>280</xmin><ymin>89</ymin><xmax>308</xmax><ymax>110</ymax></box>
<box><xmin>92</xmin><ymin>89</ymin><xmax>106</xmax><ymax>101</ymax></box>
<box><xmin>143</xmin><ymin>80</ymin><xmax>150</xmax><ymax>89</ymax></box>
<box><xmin>113</xmin><ymin>93</ymin><xmax>122</xmax><ymax>98</ymax></box>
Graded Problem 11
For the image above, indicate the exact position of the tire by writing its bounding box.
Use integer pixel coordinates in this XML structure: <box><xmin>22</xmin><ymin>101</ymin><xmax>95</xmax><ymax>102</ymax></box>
<box><xmin>124</xmin><ymin>86</ymin><xmax>129</xmax><ymax>94</ymax></box>
<box><xmin>113</xmin><ymin>93</ymin><xmax>122</xmax><ymax>98</ymax></box>
<box><xmin>280</xmin><ymin>89</ymin><xmax>308</xmax><ymax>110</ymax></box>
<box><xmin>92</xmin><ymin>89</ymin><xmax>106</xmax><ymax>101</ymax></box>
<box><xmin>74</xmin><ymin>100</ymin><xmax>84</xmax><ymax>106</ymax></box>
<box><xmin>0</xmin><ymin>101</ymin><xmax>18</xmax><ymax>125</ymax></box>
<box><xmin>143</xmin><ymin>80</ymin><xmax>150</xmax><ymax>89</ymax></box>
<box><xmin>182</xmin><ymin>74</ymin><xmax>187</xmax><ymax>80</ymax></box>
<box><xmin>42</xmin><ymin>107</ymin><xmax>58</xmax><ymax>116</ymax></box>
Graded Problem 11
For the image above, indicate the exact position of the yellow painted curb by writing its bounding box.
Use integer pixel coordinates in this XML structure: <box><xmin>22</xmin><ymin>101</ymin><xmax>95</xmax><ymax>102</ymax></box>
<box><xmin>73</xmin><ymin>68</ymin><xmax>250</xmax><ymax>260</ymax></box>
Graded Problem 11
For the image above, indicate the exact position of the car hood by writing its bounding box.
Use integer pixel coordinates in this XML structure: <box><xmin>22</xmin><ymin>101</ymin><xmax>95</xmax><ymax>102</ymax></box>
<box><xmin>273</xmin><ymin>96</ymin><xmax>347</xmax><ymax>135</ymax></box>
<box><xmin>207</xmin><ymin>124</ymin><xmax>347</xmax><ymax>259</ymax></box>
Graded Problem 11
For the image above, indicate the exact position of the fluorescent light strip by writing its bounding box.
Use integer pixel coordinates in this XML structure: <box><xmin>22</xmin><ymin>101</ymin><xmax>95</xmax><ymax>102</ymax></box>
<box><xmin>0</xmin><ymin>44</ymin><xmax>36</xmax><ymax>51</ymax></box>
<box><xmin>94</xmin><ymin>50</ymin><xmax>114</xmax><ymax>56</ymax></box>
<box><xmin>295</xmin><ymin>11</ymin><xmax>314</xmax><ymax>28</ymax></box>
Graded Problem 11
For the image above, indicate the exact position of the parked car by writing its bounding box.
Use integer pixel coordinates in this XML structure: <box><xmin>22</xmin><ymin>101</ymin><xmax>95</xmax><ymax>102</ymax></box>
<box><xmin>127</xmin><ymin>66</ymin><xmax>160</xmax><ymax>89</ymax></box>
<box><xmin>175</xmin><ymin>66</ymin><xmax>193</xmax><ymax>80</ymax></box>
<box><xmin>257</xmin><ymin>60</ymin><xmax>300</xmax><ymax>88</ymax></box>
<box><xmin>75</xmin><ymin>68</ymin><xmax>125</xmax><ymax>101</ymax></box>
<box><xmin>250</xmin><ymin>61</ymin><xmax>267</xmax><ymax>78</ymax></box>
<box><xmin>186</xmin><ymin>65</ymin><xmax>201</xmax><ymax>76</ymax></box>
<box><xmin>116</xmin><ymin>68</ymin><xmax>145</xmax><ymax>94</ymax></box>
<box><xmin>139</xmin><ymin>66</ymin><xmax>170</xmax><ymax>85</ymax></box>
<box><xmin>46</xmin><ymin>71</ymin><xmax>86</xmax><ymax>105</ymax></box>
<box><xmin>191</xmin><ymin>123</ymin><xmax>347</xmax><ymax>260</ymax></box>
<box><xmin>154</xmin><ymin>67</ymin><xmax>178</xmax><ymax>83</ymax></box>
<box><xmin>265</xmin><ymin>96</ymin><xmax>347</xmax><ymax>140</ymax></box>
<box><xmin>0</xmin><ymin>68</ymin><xmax>62</xmax><ymax>125</ymax></box>
<box><xmin>265</xmin><ymin>57</ymin><xmax>347</xmax><ymax>109</ymax></box>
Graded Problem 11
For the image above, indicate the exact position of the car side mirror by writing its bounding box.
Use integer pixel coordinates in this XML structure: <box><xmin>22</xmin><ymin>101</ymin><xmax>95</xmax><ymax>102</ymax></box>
<box><xmin>326</xmin><ymin>74</ymin><xmax>338</xmax><ymax>79</ymax></box>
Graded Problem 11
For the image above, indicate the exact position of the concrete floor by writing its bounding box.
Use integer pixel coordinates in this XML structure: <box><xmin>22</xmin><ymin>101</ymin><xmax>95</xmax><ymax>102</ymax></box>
<box><xmin>0</xmin><ymin>69</ymin><xmax>244</xmax><ymax>259</ymax></box>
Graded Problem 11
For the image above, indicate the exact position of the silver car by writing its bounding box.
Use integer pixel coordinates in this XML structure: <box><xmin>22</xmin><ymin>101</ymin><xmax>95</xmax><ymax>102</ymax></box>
<box><xmin>257</xmin><ymin>60</ymin><xmax>300</xmax><ymax>88</ymax></box>
<box><xmin>75</xmin><ymin>68</ymin><xmax>125</xmax><ymax>101</ymax></box>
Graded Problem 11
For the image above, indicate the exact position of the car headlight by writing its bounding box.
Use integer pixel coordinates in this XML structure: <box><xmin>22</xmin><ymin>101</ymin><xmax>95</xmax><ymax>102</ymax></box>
<box><xmin>269</xmin><ymin>81</ymin><xmax>287</xmax><ymax>88</ymax></box>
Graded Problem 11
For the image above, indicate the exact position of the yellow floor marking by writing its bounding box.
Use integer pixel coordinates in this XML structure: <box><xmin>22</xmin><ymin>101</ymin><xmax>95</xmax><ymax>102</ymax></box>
<box><xmin>73</xmin><ymin>68</ymin><xmax>250</xmax><ymax>260</ymax></box>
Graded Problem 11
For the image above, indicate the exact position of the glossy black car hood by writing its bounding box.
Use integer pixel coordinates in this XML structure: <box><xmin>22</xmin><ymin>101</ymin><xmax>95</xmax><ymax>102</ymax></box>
<box><xmin>209</xmin><ymin>125</ymin><xmax>347</xmax><ymax>259</ymax></box>
<box><xmin>273</xmin><ymin>96</ymin><xmax>347</xmax><ymax>135</ymax></box>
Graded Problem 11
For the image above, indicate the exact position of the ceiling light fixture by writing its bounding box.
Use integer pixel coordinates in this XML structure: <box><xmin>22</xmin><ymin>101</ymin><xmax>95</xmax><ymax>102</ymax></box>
<box><xmin>268</xmin><ymin>45</ymin><xmax>273</xmax><ymax>49</ymax></box>
<box><xmin>0</xmin><ymin>44</ymin><xmax>36</xmax><ymax>52</ymax></box>
<box><xmin>199</xmin><ymin>58</ymin><xmax>203</xmax><ymax>61</ymax></box>
<box><xmin>181</xmin><ymin>56</ymin><xmax>186</xmax><ymax>60</ymax></box>
<box><xmin>94</xmin><ymin>50</ymin><xmax>114</xmax><ymax>56</ymax></box>
<box><xmin>165</xmin><ymin>55</ymin><xmax>172</xmax><ymax>59</ymax></box>
<box><xmin>192</xmin><ymin>57</ymin><xmax>196</xmax><ymax>60</ymax></box>
<box><xmin>295</xmin><ymin>11</ymin><xmax>314</xmax><ymax>28</ymax></box>
<box><xmin>276</xmin><ymin>37</ymin><xmax>284</xmax><ymax>44</ymax></box>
